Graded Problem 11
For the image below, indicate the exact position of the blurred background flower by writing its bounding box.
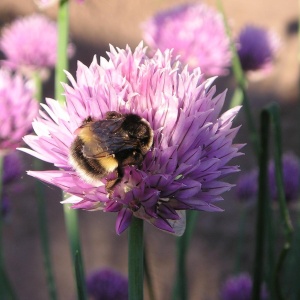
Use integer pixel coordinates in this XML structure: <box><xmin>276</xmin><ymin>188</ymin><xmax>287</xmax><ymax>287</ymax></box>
<box><xmin>236</xmin><ymin>25</ymin><xmax>280</xmax><ymax>78</ymax></box>
<box><xmin>142</xmin><ymin>3</ymin><xmax>231</xmax><ymax>76</ymax></box>
<box><xmin>236</xmin><ymin>152</ymin><xmax>300</xmax><ymax>203</ymax></box>
<box><xmin>86</xmin><ymin>268</ymin><xmax>128</xmax><ymax>300</ymax></box>
<box><xmin>1</xmin><ymin>151</ymin><xmax>23</xmax><ymax>218</ymax></box>
<box><xmin>0</xmin><ymin>14</ymin><xmax>74</xmax><ymax>80</ymax></box>
<box><xmin>0</xmin><ymin>68</ymin><xmax>38</xmax><ymax>154</ymax></box>
<box><xmin>3</xmin><ymin>151</ymin><xmax>23</xmax><ymax>184</ymax></box>
<box><xmin>235</xmin><ymin>169</ymin><xmax>258</xmax><ymax>204</ymax></box>
<box><xmin>220</xmin><ymin>272</ymin><xmax>268</xmax><ymax>300</ymax></box>
<box><xmin>268</xmin><ymin>152</ymin><xmax>300</xmax><ymax>202</ymax></box>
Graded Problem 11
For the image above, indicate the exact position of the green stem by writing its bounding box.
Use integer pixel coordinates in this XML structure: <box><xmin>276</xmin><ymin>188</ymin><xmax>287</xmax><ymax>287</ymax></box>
<box><xmin>34</xmin><ymin>159</ymin><xmax>58</xmax><ymax>300</ymax></box>
<box><xmin>144</xmin><ymin>246</ymin><xmax>155</xmax><ymax>300</ymax></box>
<box><xmin>229</xmin><ymin>87</ymin><xmax>243</xmax><ymax>109</ymax></box>
<box><xmin>172</xmin><ymin>210</ymin><xmax>198</xmax><ymax>300</ymax></box>
<box><xmin>251</xmin><ymin>110</ymin><xmax>269</xmax><ymax>300</ymax></box>
<box><xmin>128</xmin><ymin>217</ymin><xmax>144</xmax><ymax>300</ymax></box>
<box><xmin>216</xmin><ymin>0</ymin><xmax>260</xmax><ymax>158</ymax></box>
<box><xmin>34</xmin><ymin>72</ymin><xmax>58</xmax><ymax>300</ymax></box>
<box><xmin>55</xmin><ymin>1</ymin><xmax>87</xmax><ymax>299</ymax></box>
<box><xmin>63</xmin><ymin>203</ymin><xmax>87</xmax><ymax>300</ymax></box>
<box><xmin>267</xmin><ymin>105</ymin><xmax>294</xmax><ymax>300</ymax></box>
<box><xmin>55</xmin><ymin>0</ymin><xmax>70</xmax><ymax>105</ymax></box>
<box><xmin>0</xmin><ymin>155</ymin><xmax>17</xmax><ymax>300</ymax></box>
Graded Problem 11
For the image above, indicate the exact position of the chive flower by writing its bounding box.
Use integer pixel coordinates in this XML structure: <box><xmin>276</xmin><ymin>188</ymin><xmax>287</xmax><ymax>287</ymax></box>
<box><xmin>236</xmin><ymin>153</ymin><xmax>299</xmax><ymax>203</ymax></box>
<box><xmin>221</xmin><ymin>273</ymin><xmax>268</xmax><ymax>300</ymax></box>
<box><xmin>142</xmin><ymin>3</ymin><xmax>231</xmax><ymax>76</ymax></box>
<box><xmin>0</xmin><ymin>14</ymin><xmax>74</xmax><ymax>79</ymax></box>
<box><xmin>237</xmin><ymin>25</ymin><xmax>280</xmax><ymax>77</ymax></box>
<box><xmin>21</xmin><ymin>43</ymin><xmax>242</xmax><ymax>235</ymax></box>
<box><xmin>0</xmin><ymin>69</ymin><xmax>38</xmax><ymax>153</ymax></box>
<box><xmin>86</xmin><ymin>268</ymin><xmax>128</xmax><ymax>300</ymax></box>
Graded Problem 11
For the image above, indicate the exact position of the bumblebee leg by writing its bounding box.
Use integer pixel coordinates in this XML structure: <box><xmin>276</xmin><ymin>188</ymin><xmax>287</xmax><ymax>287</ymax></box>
<box><xmin>105</xmin><ymin>165</ymin><xmax>124</xmax><ymax>191</ymax></box>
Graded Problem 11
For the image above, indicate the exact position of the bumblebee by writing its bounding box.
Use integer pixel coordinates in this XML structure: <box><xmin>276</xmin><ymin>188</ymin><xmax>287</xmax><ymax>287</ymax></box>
<box><xmin>69</xmin><ymin>111</ymin><xmax>154</xmax><ymax>190</ymax></box>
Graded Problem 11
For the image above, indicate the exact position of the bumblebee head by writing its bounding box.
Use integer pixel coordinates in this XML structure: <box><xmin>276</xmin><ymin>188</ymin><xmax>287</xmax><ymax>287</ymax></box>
<box><xmin>123</xmin><ymin>114</ymin><xmax>154</xmax><ymax>155</ymax></box>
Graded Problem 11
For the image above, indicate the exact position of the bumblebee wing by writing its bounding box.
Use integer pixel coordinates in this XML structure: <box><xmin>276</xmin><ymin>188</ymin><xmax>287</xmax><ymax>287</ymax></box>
<box><xmin>81</xmin><ymin>118</ymin><xmax>139</xmax><ymax>159</ymax></box>
<box><xmin>168</xmin><ymin>211</ymin><xmax>186</xmax><ymax>236</ymax></box>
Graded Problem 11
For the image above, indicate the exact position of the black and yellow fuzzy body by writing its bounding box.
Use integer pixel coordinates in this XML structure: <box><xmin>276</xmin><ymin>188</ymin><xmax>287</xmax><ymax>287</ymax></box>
<box><xmin>69</xmin><ymin>111</ymin><xmax>153</xmax><ymax>189</ymax></box>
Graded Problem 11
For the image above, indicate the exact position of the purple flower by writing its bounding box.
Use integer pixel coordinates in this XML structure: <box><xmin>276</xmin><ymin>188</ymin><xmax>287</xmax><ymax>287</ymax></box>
<box><xmin>1</xmin><ymin>151</ymin><xmax>23</xmax><ymax>217</ymax></box>
<box><xmin>269</xmin><ymin>153</ymin><xmax>300</xmax><ymax>202</ymax></box>
<box><xmin>142</xmin><ymin>3</ymin><xmax>231</xmax><ymax>76</ymax></box>
<box><xmin>0</xmin><ymin>69</ymin><xmax>38</xmax><ymax>153</ymax></box>
<box><xmin>1</xmin><ymin>194</ymin><xmax>10</xmax><ymax>217</ymax></box>
<box><xmin>237</xmin><ymin>25</ymin><xmax>280</xmax><ymax>76</ymax></box>
<box><xmin>221</xmin><ymin>273</ymin><xmax>268</xmax><ymax>300</ymax></box>
<box><xmin>86</xmin><ymin>268</ymin><xmax>128</xmax><ymax>300</ymax></box>
<box><xmin>21</xmin><ymin>43</ymin><xmax>243</xmax><ymax>235</ymax></box>
<box><xmin>0</xmin><ymin>14</ymin><xmax>74</xmax><ymax>79</ymax></box>
<box><xmin>3</xmin><ymin>151</ymin><xmax>23</xmax><ymax>184</ymax></box>
<box><xmin>236</xmin><ymin>153</ymin><xmax>300</xmax><ymax>203</ymax></box>
<box><xmin>236</xmin><ymin>169</ymin><xmax>258</xmax><ymax>203</ymax></box>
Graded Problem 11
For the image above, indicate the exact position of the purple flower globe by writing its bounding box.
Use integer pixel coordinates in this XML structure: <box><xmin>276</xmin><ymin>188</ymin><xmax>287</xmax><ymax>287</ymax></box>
<box><xmin>236</xmin><ymin>169</ymin><xmax>258</xmax><ymax>203</ymax></box>
<box><xmin>221</xmin><ymin>273</ymin><xmax>268</xmax><ymax>300</ymax></box>
<box><xmin>142</xmin><ymin>3</ymin><xmax>231</xmax><ymax>76</ymax></box>
<box><xmin>0</xmin><ymin>69</ymin><xmax>38</xmax><ymax>153</ymax></box>
<box><xmin>237</xmin><ymin>25</ymin><xmax>280</xmax><ymax>76</ymax></box>
<box><xmin>3</xmin><ymin>151</ymin><xmax>23</xmax><ymax>184</ymax></box>
<box><xmin>1</xmin><ymin>151</ymin><xmax>23</xmax><ymax>217</ymax></box>
<box><xmin>86</xmin><ymin>268</ymin><xmax>128</xmax><ymax>300</ymax></box>
<box><xmin>21</xmin><ymin>43</ymin><xmax>243</xmax><ymax>235</ymax></box>
<box><xmin>0</xmin><ymin>14</ymin><xmax>74</xmax><ymax>79</ymax></box>
<box><xmin>236</xmin><ymin>153</ymin><xmax>299</xmax><ymax>203</ymax></box>
<box><xmin>268</xmin><ymin>153</ymin><xmax>300</xmax><ymax>202</ymax></box>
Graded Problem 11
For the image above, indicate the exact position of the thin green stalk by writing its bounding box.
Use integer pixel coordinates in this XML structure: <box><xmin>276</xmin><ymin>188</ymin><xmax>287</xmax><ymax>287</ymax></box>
<box><xmin>230</xmin><ymin>87</ymin><xmax>243</xmax><ymax>109</ymax></box>
<box><xmin>128</xmin><ymin>217</ymin><xmax>144</xmax><ymax>300</ymax></box>
<box><xmin>251</xmin><ymin>110</ymin><xmax>269</xmax><ymax>300</ymax></box>
<box><xmin>267</xmin><ymin>105</ymin><xmax>294</xmax><ymax>300</ymax></box>
<box><xmin>144</xmin><ymin>246</ymin><xmax>155</xmax><ymax>300</ymax></box>
<box><xmin>216</xmin><ymin>0</ymin><xmax>260</xmax><ymax>158</ymax></box>
<box><xmin>0</xmin><ymin>156</ymin><xmax>17</xmax><ymax>300</ymax></box>
<box><xmin>63</xmin><ymin>203</ymin><xmax>87</xmax><ymax>300</ymax></box>
<box><xmin>172</xmin><ymin>210</ymin><xmax>198</xmax><ymax>300</ymax></box>
<box><xmin>34</xmin><ymin>73</ymin><xmax>58</xmax><ymax>300</ymax></box>
<box><xmin>55</xmin><ymin>0</ymin><xmax>87</xmax><ymax>299</ymax></box>
<box><xmin>35</xmin><ymin>159</ymin><xmax>58</xmax><ymax>300</ymax></box>
<box><xmin>55</xmin><ymin>0</ymin><xmax>70</xmax><ymax>105</ymax></box>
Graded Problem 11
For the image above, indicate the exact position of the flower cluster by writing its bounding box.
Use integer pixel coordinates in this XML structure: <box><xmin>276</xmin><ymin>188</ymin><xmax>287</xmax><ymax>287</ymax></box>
<box><xmin>237</xmin><ymin>25</ymin><xmax>280</xmax><ymax>77</ymax></box>
<box><xmin>220</xmin><ymin>273</ymin><xmax>268</xmax><ymax>300</ymax></box>
<box><xmin>142</xmin><ymin>3</ymin><xmax>231</xmax><ymax>76</ymax></box>
<box><xmin>0</xmin><ymin>69</ymin><xmax>38</xmax><ymax>153</ymax></box>
<box><xmin>86</xmin><ymin>268</ymin><xmax>128</xmax><ymax>300</ymax></box>
<box><xmin>21</xmin><ymin>43</ymin><xmax>242</xmax><ymax>235</ymax></box>
<box><xmin>236</xmin><ymin>153</ymin><xmax>299</xmax><ymax>203</ymax></box>
<box><xmin>0</xmin><ymin>14</ymin><xmax>74</xmax><ymax>79</ymax></box>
